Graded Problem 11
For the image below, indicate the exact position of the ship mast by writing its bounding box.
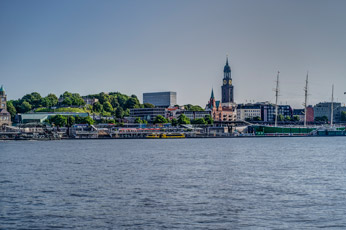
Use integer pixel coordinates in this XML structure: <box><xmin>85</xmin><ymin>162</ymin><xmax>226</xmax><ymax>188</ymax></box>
<box><xmin>303</xmin><ymin>72</ymin><xmax>309</xmax><ymax>127</ymax></box>
<box><xmin>275</xmin><ymin>71</ymin><xmax>280</xmax><ymax>127</ymax></box>
<box><xmin>331</xmin><ymin>84</ymin><xmax>334</xmax><ymax>127</ymax></box>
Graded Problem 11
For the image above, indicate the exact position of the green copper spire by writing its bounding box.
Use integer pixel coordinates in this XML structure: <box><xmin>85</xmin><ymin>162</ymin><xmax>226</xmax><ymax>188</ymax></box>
<box><xmin>0</xmin><ymin>85</ymin><xmax>4</xmax><ymax>92</ymax></box>
<box><xmin>211</xmin><ymin>88</ymin><xmax>214</xmax><ymax>99</ymax></box>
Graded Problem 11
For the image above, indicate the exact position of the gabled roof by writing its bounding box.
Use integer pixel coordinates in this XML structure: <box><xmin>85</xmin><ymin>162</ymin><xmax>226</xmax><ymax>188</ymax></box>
<box><xmin>0</xmin><ymin>108</ymin><xmax>10</xmax><ymax>115</ymax></box>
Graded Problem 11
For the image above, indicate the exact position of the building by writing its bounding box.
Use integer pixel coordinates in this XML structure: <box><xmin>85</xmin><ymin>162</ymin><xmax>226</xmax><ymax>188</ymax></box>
<box><xmin>82</xmin><ymin>97</ymin><xmax>99</xmax><ymax>105</ymax></box>
<box><xmin>237</xmin><ymin>104</ymin><xmax>261</xmax><ymax>121</ymax></box>
<box><xmin>292</xmin><ymin>106</ymin><xmax>314</xmax><ymax>123</ymax></box>
<box><xmin>179</xmin><ymin>110</ymin><xmax>211</xmax><ymax>120</ymax></box>
<box><xmin>143</xmin><ymin>91</ymin><xmax>177</xmax><ymax>107</ymax></box>
<box><xmin>313</xmin><ymin>102</ymin><xmax>346</xmax><ymax>123</ymax></box>
<box><xmin>206</xmin><ymin>89</ymin><xmax>236</xmax><ymax>121</ymax></box>
<box><xmin>0</xmin><ymin>85</ymin><xmax>12</xmax><ymax>127</ymax></box>
<box><xmin>293</xmin><ymin>109</ymin><xmax>304</xmax><ymax>122</ymax></box>
<box><xmin>306</xmin><ymin>105</ymin><xmax>314</xmax><ymax>123</ymax></box>
<box><xmin>205</xmin><ymin>57</ymin><xmax>237</xmax><ymax>121</ymax></box>
<box><xmin>260</xmin><ymin>103</ymin><xmax>292</xmax><ymax>122</ymax></box>
<box><xmin>221</xmin><ymin>57</ymin><xmax>234</xmax><ymax>106</ymax></box>
<box><xmin>129</xmin><ymin>108</ymin><xmax>167</xmax><ymax>122</ymax></box>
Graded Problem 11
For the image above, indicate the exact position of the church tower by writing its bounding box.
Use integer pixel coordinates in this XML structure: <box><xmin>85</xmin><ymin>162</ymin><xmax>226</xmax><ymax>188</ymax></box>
<box><xmin>0</xmin><ymin>85</ymin><xmax>7</xmax><ymax>110</ymax></box>
<box><xmin>0</xmin><ymin>85</ymin><xmax>11</xmax><ymax>126</ymax></box>
<box><xmin>221</xmin><ymin>57</ymin><xmax>234</xmax><ymax>104</ymax></box>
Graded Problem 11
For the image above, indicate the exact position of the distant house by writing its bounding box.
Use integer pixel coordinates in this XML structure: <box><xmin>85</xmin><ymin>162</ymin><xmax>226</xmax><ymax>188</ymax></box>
<box><xmin>82</xmin><ymin>97</ymin><xmax>99</xmax><ymax>105</ymax></box>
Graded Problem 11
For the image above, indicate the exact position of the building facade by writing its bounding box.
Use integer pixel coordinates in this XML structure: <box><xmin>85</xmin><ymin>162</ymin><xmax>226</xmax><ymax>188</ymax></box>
<box><xmin>313</xmin><ymin>102</ymin><xmax>346</xmax><ymax>123</ymax></box>
<box><xmin>221</xmin><ymin>57</ymin><xmax>234</xmax><ymax>105</ymax></box>
<box><xmin>0</xmin><ymin>85</ymin><xmax>12</xmax><ymax>127</ymax></box>
<box><xmin>143</xmin><ymin>91</ymin><xmax>177</xmax><ymax>107</ymax></box>
<box><xmin>260</xmin><ymin>103</ymin><xmax>292</xmax><ymax>122</ymax></box>
<box><xmin>129</xmin><ymin>108</ymin><xmax>167</xmax><ymax>122</ymax></box>
<box><xmin>179</xmin><ymin>111</ymin><xmax>211</xmax><ymax>120</ymax></box>
<box><xmin>237</xmin><ymin>104</ymin><xmax>261</xmax><ymax>121</ymax></box>
<box><xmin>306</xmin><ymin>105</ymin><xmax>314</xmax><ymax>123</ymax></box>
<box><xmin>206</xmin><ymin>89</ymin><xmax>236</xmax><ymax>122</ymax></box>
<box><xmin>205</xmin><ymin>58</ymin><xmax>237</xmax><ymax>122</ymax></box>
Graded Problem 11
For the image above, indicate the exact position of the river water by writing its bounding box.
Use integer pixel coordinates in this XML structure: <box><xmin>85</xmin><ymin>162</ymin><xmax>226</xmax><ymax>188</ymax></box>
<box><xmin>1</xmin><ymin>137</ymin><xmax>346</xmax><ymax>229</ymax></box>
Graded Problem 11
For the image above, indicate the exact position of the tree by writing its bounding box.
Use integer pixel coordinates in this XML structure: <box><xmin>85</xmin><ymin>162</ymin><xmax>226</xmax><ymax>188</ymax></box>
<box><xmin>153</xmin><ymin>115</ymin><xmax>168</xmax><ymax>124</ymax></box>
<box><xmin>22</xmin><ymin>92</ymin><xmax>42</xmax><ymax>108</ymax></box>
<box><xmin>50</xmin><ymin>115</ymin><xmax>67</xmax><ymax>127</ymax></box>
<box><xmin>171</xmin><ymin>118</ymin><xmax>178</xmax><ymax>126</ymax></box>
<box><xmin>110</xmin><ymin>96</ymin><xmax>119</xmax><ymax>108</ymax></box>
<box><xmin>40</xmin><ymin>94</ymin><xmax>59</xmax><ymax>108</ymax></box>
<box><xmin>71</xmin><ymin>94</ymin><xmax>85</xmax><ymax>106</ymax></box>
<box><xmin>285</xmin><ymin>116</ymin><xmax>291</xmax><ymax>121</ymax></box>
<box><xmin>60</xmin><ymin>91</ymin><xmax>85</xmax><ymax>106</ymax></box>
<box><xmin>98</xmin><ymin>92</ymin><xmax>110</xmax><ymax>104</ymax></box>
<box><xmin>62</xmin><ymin>97</ymin><xmax>73</xmax><ymax>106</ymax></box>
<box><xmin>93</xmin><ymin>102</ymin><xmax>103</xmax><ymax>112</ymax></box>
<box><xmin>205</xmin><ymin>115</ymin><xmax>214</xmax><ymax>125</ymax></box>
<box><xmin>117</xmin><ymin>94</ymin><xmax>128</xmax><ymax>108</ymax></box>
<box><xmin>178</xmin><ymin>114</ymin><xmax>190</xmax><ymax>124</ymax></box>
<box><xmin>115</xmin><ymin>107</ymin><xmax>124</xmax><ymax>118</ymax></box>
<box><xmin>184</xmin><ymin>104</ymin><xmax>204</xmax><ymax>111</ymax></box>
<box><xmin>46</xmin><ymin>94</ymin><xmax>58</xmax><ymax>107</ymax></box>
<box><xmin>191</xmin><ymin>118</ymin><xmax>207</xmax><ymax>125</ymax></box>
<box><xmin>124</xmin><ymin>108</ymin><xmax>130</xmax><ymax>117</ymax></box>
<box><xmin>253</xmin><ymin>116</ymin><xmax>261</xmax><ymax>121</ymax></box>
<box><xmin>103</xmin><ymin>101</ymin><xmax>113</xmax><ymax>112</ymax></box>
<box><xmin>75</xmin><ymin>116</ymin><xmax>94</xmax><ymax>125</ymax></box>
<box><xmin>292</xmin><ymin>115</ymin><xmax>300</xmax><ymax>122</ymax></box>
<box><xmin>67</xmin><ymin>116</ymin><xmax>75</xmax><ymax>127</ymax></box>
<box><xmin>341</xmin><ymin>111</ymin><xmax>346</xmax><ymax>122</ymax></box>
<box><xmin>134</xmin><ymin>117</ymin><xmax>142</xmax><ymax>123</ymax></box>
<box><xmin>277</xmin><ymin>114</ymin><xmax>285</xmax><ymax>121</ymax></box>
<box><xmin>19</xmin><ymin>101</ymin><xmax>32</xmax><ymax>113</ymax></box>
<box><xmin>125</xmin><ymin>97</ymin><xmax>140</xmax><ymax>109</ymax></box>
<box><xmin>143</xmin><ymin>103</ymin><xmax>155</xmax><ymax>108</ymax></box>
<box><xmin>81</xmin><ymin>116</ymin><xmax>94</xmax><ymax>125</ymax></box>
<box><xmin>6</xmin><ymin>101</ymin><xmax>17</xmax><ymax>120</ymax></box>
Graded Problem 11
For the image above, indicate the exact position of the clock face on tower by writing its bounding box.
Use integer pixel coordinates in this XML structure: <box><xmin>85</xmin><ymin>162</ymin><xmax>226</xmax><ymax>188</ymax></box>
<box><xmin>229</xmin><ymin>80</ymin><xmax>232</xmax><ymax>85</ymax></box>
<box><xmin>223</xmin><ymin>80</ymin><xmax>227</xmax><ymax>85</ymax></box>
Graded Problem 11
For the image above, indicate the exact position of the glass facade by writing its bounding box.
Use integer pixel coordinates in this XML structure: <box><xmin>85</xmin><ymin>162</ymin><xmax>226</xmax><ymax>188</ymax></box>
<box><xmin>143</xmin><ymin>92</ymin><xmax>177</xmax><ymax>107</ymax></box>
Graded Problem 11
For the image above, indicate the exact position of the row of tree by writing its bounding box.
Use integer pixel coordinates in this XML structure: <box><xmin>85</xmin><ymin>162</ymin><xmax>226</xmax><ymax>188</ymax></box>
<box><xmin>150</xmin><ymin>114</ymin><xmax>213</xmax><ymax>126</ymax></box>
<box><xmin>6</xmin><ymin>91</ymin><xmax>154</xmax><ymax>120</ymax></box>
<box><xmin>7</xmin><ymin>91</ymin><xmax>85</xmax><ymax>118</ymax></box>
<box><xmin>46</xmin><ymin>115</ymin><xmax>94</xmax><ymax>127</ymax></box>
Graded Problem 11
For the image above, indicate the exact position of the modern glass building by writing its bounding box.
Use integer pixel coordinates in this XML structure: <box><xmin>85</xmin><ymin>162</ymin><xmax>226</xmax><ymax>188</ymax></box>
<box><xmin>143</xmin><ymin>92</ymin><xmax>177</xmax><ymax>107</ymax></box>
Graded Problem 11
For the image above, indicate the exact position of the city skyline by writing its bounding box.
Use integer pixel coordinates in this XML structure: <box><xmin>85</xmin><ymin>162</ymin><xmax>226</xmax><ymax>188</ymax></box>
<box><xmin>1</xmin><ymin>0</ymin><xmax>346</xmax><ymax>108</ymax></box>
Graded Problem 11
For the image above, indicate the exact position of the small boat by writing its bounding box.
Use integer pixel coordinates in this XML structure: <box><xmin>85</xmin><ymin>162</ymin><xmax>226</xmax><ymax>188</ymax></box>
<box><xmin>146</xmin><ymin>133</ymin><xmax>185</xmax><ymax>139</ymax></box>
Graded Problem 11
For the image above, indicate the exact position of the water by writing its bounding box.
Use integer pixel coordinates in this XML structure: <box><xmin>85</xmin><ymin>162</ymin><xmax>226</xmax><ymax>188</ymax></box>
<box><xmin>1</xmin><ymin>137</ymin><xmax>346</xmax><ymax>229</ymax></box>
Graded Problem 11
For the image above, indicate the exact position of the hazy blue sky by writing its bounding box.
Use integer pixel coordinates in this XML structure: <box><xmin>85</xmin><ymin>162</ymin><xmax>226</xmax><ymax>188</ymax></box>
<box><xmin>1</xmin><ymin>0</ymin><xmax>346</xmax><ymax>108</ymax></box>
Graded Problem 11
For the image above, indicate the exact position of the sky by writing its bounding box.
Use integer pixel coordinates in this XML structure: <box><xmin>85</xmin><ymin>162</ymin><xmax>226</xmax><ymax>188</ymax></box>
<box><xmin>1</xmin><ymin>0</ymin><xmax>346</xmax><ymax>108</ymax></box>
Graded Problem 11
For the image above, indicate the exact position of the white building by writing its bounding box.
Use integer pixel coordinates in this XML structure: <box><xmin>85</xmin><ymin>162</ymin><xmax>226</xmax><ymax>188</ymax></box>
<box><xmin>237</xmin><ymin>104</ymin><xmax>261</xmax><ymax>121</ymax></box>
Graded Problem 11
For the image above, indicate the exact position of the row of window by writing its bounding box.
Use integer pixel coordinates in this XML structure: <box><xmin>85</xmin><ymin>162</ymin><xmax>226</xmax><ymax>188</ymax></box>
<box><xmin>0</xmin><ymin>116</ymin><xmax>10</xmax><ymax>121</ymax></box>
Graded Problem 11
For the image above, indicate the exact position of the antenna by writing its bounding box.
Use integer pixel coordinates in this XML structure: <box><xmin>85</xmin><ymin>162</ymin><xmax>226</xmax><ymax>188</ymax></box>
<box><xmin>331</xmin><ymin>84</ymin><xmax>334</xmax><ymax>127</ymax></box>
<box><xmin>275</xmin><ymin>71</ymin><xmax>280</xmax><ymax>127</ymax></box>
<box><xmin>303</xmin><ymin>72</ymin><xmax>309</xmax><ymax>127</ymax></box>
